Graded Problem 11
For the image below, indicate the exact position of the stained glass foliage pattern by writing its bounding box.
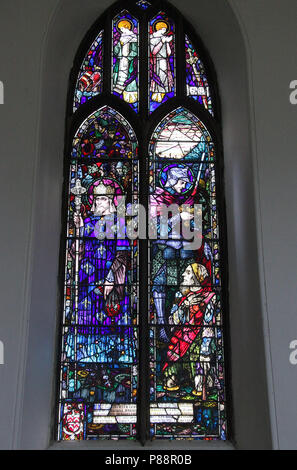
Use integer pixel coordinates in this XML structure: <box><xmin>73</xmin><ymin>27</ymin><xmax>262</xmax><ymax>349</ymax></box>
<box><xmin>58</xmin><ymin>107</ymin><xmax>139</xmax><ymax>440</ymax></box>
<box><xmin>185</xmin><ymin>36</ymin><xmax>213</xmax><ymax>115</ymax></box>
<box><xmin>148</xmin><ymin>107</ymin><xmax>226</xmax><ymax>440</ymax></box>
<box><xmin>73</xmin><ymin>31</ymin><xmax>103</xmax><ymax>113</ymax></box>
<box><xmin>149</xmin><ymin>12</ymin><xmax>176</xmax><ymax>114</ymax></box>
<box><xmin>112</xmin><ymin>11</ymin><xmax>139</xmax><ymax>112</ymax></box>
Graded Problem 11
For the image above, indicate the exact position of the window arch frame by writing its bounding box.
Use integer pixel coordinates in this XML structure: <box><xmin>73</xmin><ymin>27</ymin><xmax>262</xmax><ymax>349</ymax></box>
<box><xmin>55</xmin><ymin>0</ymin><xmax>232</xmax><ymax>444</ymax></box>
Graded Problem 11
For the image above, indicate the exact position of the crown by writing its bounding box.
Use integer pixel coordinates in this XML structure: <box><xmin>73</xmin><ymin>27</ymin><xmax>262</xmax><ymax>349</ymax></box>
<box><xmin>93</xmin><ymin>183</ymin><xmax>115</xmax><ymax>197</ymax></box>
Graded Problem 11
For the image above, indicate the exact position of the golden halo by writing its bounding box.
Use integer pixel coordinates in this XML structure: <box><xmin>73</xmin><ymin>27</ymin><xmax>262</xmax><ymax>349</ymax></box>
<box><xmin>153</xmin><ymin>20</ymin><xmax>170</xmax><ymax>33</ymax></box>
<box><xmin>117</xmin><ymin>19</ymin><xmax>133</xmax><ymax>31</ymax></box>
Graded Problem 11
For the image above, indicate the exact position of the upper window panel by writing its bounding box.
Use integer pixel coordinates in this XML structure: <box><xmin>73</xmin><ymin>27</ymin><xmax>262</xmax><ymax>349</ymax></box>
<box><xmin>73</xmin><ymin>31</ymin><xmax>104</xmax><ymax>113</ymax></box>
<box><xmin>149</xmin><ymin>12</ymin><xmax>176</xmax><ymax>113</ymax></box>
<box><xmin>72</xmin><ymin>8</ymin><xmax>215</xmax><ymax>118</ymax></box>
<box><xmin>185</xmin><ymin>35</ymin><xmax>213</xmax><ymax>115</ymax></box>
<box><xmin>112</xmin><ymin>10</ymin><xmax>139</xmax><ymax>112</ymax></box>
<box><xmin>71</xmin><ymin>106</ymin><xmax>138</xmax><ymax>160</ymax></box>
<box><xmin>149</xmin><ymin>107</ymin><xmax>214</xmax><ymax>163</ymax></box>
<box><xmin>136</xmin><ymin>0</ymin><xmax>151</xmax><ymax>9</ymax></box>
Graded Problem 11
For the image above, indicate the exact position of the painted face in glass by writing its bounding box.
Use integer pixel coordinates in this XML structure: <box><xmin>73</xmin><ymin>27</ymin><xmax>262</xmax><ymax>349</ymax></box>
<box><xmin>92</xmin><ymin>195</ymin><xmax>115</xmax><ymax>216</ymax></box>
<box><xmin>173</xmin><ymin>178</ymin><xmax>187</xmax><ymax>193</ymax></box>
<box><xmin>181</xmin><ymin>265</ymin><xmax>196</xmax><ymax>286</ymax></box>
<box><xmin>119</xmin><ymin>26</ymin><xmax>127</xmax><ymax>33</ymax></box>
<box><xmin>164</xmin><ymin>166</ymin><xmax>191</xmax><ymax>193</ymax></box>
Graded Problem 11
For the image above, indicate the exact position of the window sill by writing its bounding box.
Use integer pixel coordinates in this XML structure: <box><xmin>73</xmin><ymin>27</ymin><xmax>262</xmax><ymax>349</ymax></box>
<box><xmin>48</xmin><ymin>439</ymin><xmax>235</xmax><ymax>451</ymax></box>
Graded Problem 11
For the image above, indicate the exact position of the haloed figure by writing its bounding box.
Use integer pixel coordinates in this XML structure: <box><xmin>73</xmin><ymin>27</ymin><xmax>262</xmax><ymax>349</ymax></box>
<box><xmin>113</xmin><ymin>19</ymin><xmax>138</xmax><ymax>104</ymax></box>
<box><xmin>150</xmin><ymin>20</ymin><xmax>174</xmax><ymax>103</ymax></box>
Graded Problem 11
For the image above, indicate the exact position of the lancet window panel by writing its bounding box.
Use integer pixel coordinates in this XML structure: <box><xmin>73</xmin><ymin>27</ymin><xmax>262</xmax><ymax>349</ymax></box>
<box><xmin>56</xmin><ymin>0</ymin><xmax>228</xmax><ymax>444</ymax></box>
<box><xmin>148</xmin><ymin>108</ymin><xmax>225</xmax><ymax>440</ymax></box>
<box><xmin>58</xmin><ymin>106</ymin><xmax>140</xmax><ymax>441</ymax></box>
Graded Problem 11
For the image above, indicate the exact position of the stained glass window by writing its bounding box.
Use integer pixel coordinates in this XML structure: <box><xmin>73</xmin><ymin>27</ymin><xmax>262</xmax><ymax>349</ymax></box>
<box><xmin>58</xmin><ymin>0</ymin><xmax>227</xmax><ymax>443</ymax></box>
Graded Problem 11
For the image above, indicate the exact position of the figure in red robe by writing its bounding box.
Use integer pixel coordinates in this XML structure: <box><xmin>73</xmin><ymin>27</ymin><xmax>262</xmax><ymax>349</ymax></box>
<box><xmin>163</xmin><ymin>263</ymin><xmax>216</xmax><ymax>397</ymax></box>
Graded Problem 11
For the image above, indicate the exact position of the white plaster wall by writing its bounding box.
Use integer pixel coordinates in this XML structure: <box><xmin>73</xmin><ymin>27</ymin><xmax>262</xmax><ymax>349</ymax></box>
<box><xmin>0</xmin><ymin>0</ymin><xmax>60</xmax><ymax>449</ymax></box>
<box><xmin>229</xmin><ymin>0</ymin><xmax>297</xmax><ymax>450</ymax></box>
<box><xmin>0</xmin><ymin>0</ymin><xmax>295</xmax><ymax>449</ymax></box>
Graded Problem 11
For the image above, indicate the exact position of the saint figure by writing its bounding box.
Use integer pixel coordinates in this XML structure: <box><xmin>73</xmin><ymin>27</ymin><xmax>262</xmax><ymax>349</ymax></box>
<box><xmin>163</xmin><ymin>263</ymin><xmax>217</xmax><ymax>398</ymax></box>
<box><xmin>113</xmin><ymin>19</ymin><xmax>138</xmax><ymax>104</ymax></box>
<box><xmin>150</xmin><ymin>166</ymin><xmax>195</xmax><ymax>342</ymax></box>
<box><xmin>73</xmin><ymin>180</ymin><xmax>130</xmax><ymax>321</ymax></box>
<box><xmin>150</xmin><ymin>20</ymin><xmax>174</xmax><ymax>103</ymax></box>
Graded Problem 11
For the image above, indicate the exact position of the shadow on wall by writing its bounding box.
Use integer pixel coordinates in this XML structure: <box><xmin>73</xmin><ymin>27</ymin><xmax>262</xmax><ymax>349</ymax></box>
<box><xmin>0</xmin><ymin>81</ymin><xmax>3</xmax><ymax>104</ymax></box>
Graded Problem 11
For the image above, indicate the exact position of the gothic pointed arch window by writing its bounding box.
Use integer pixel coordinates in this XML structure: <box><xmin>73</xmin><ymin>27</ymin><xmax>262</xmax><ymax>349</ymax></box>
<box><xmin>57</xmin><ymin>0</ymin><xmax>229</xmax><ymax>443</ymax></box>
